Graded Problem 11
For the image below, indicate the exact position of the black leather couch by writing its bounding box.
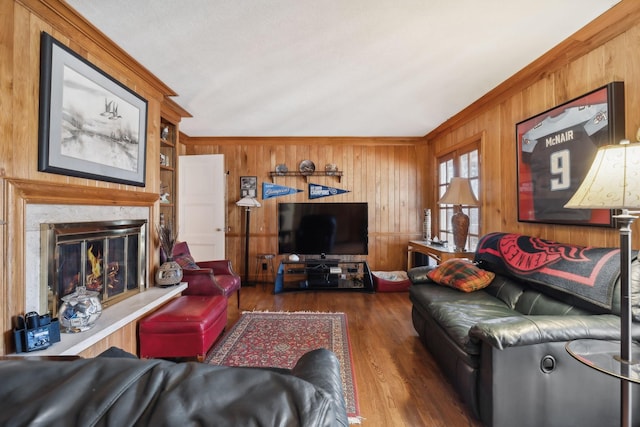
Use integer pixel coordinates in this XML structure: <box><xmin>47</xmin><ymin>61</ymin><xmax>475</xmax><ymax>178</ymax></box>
<box><xmin>0</xmin><ymin>347</ymin><xmax>348</xmax><ymax>427</ymax></box>
<box><xmin>409</xmin><ymin>232</ymin><xmax>640</xmax><ymax>427</ymax></box>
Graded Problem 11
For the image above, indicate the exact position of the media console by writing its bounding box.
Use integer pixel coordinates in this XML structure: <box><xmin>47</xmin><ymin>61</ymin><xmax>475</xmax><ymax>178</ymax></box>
<box><xmin>274</xmin><ymin>259</ymin><xmax>374</xmax><ymax>294</ymax></box>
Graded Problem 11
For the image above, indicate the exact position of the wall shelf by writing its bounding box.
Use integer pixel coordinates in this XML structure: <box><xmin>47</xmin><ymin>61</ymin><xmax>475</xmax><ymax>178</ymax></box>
<box><xmin>269</xmin><ymin>171</ymin><xmax>343</xmax><ymax>183</ymax></box>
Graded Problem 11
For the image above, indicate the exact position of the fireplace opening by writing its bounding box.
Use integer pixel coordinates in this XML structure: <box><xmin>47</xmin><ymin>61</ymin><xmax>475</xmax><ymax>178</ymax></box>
<box><xmin>41</xmin><ymin>220</ymin><xmax>147</xmax><ymax>317</ymax></box>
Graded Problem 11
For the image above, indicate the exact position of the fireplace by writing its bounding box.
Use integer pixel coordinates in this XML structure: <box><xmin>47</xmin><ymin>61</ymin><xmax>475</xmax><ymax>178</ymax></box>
<box><xmin>41</xmin><ymin>220</ymin><xmax>147</xmax><ymax>317</ymax></box>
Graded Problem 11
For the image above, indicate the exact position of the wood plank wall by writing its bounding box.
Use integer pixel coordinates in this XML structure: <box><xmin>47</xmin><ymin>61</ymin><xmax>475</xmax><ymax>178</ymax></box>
<box><xmin>180</xmin><ymin>0</ymin><xmax>640</xmax><ymax>274</ymax></box>
<box><xmin>180</xmin><ymin>137</ymin><xmax>428</xmax><ymax>277</ymax></box>
<box><xmin>424</xmin><ymin>0</ymin><xmax>640</xmax><ymax>250</ymax></box>
<box><xmin>0</xmin><ymin>0</ymin><xmax>176</xmax><ymax>355</ymax></box>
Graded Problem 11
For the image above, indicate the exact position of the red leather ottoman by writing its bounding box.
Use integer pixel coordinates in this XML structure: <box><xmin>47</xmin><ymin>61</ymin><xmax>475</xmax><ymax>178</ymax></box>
<box><xmin>139</xmin><ymin>295</ymin><xmax>227</xmax><ymax>361</ymax></box>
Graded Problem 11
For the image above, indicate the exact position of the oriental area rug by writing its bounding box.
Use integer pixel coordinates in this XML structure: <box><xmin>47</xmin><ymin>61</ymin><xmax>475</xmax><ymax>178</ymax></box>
<box><xmin>206</xmin><ymin>311</ymin><xmax>361</xmax><ymax>424</ymax></box>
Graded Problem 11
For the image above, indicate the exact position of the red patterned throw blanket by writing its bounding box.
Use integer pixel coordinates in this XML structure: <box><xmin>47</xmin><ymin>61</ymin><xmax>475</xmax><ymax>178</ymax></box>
<box><xmin>475</xmin><ymin>232</ymin><xmax>623</xmax><ymax>310</ymax></box>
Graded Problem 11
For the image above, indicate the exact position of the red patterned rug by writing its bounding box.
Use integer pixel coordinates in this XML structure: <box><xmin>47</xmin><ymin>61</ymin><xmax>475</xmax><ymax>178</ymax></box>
<box><xmin>206</xmin><ymin>311</ymin><xmax>360</xmax><ymax>423</ymax></box>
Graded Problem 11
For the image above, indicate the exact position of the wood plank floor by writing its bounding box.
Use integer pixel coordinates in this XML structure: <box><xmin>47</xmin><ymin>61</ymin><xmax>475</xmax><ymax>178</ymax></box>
<box><xmin>221</xmin><ymin>284</ymin><xmax>483</xmax><ymax>427</ymax></box>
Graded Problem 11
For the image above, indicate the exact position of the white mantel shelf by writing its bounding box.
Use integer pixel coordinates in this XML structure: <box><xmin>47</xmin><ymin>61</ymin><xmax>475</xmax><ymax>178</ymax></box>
<box><xmin>16</xmin><ymin>283</ymin><xmax>187</xmax><ymax>357</ymax></box>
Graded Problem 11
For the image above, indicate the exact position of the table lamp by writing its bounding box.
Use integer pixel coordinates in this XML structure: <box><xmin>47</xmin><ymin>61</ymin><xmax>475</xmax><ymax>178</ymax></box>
<box><xmin>437</xmin><ymin>177</ymin><xmax>479</xmax><ymax>252</ymax></box>
<box><xmin>236</xmin><ymin>196</ymin><xmax>261</xmax><ymax>285</ymax></box>
<box><xmin>564</xmin><ymin>139</ymin><xmax>640</xmax><ymax>427</ymax></box>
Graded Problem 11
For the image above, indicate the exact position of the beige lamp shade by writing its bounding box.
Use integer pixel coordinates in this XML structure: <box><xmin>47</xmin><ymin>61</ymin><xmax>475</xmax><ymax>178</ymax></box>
<box><xmin>564</xmin><ymin>139</ymin><xmax>640</xmax><ymax>210</ymax></box>
<box><xmin>236</xmin><ymin>196</ymin><xmax>262</xmax><ymax>208</ymax></box>
<box><xmin>437</xmin><ymin>177</ymin><xmax>479</xmax><ymax>206</ymax></box>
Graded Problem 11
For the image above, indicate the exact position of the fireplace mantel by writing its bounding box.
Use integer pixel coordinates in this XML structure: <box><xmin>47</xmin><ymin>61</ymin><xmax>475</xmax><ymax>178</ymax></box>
<box><xmin>7</xmin><ymin>178</ymin><xmax>158</xmax><ymax>206</ymax></box>
<box><xmin>17</xmin><ymin>284</ymin><xmax>187</xmax><ymax>356</ymax></box>
<box><xmin>1</xmin><ymin>177</ymin><xmax>161</xmax><ymax>355</ymax></box>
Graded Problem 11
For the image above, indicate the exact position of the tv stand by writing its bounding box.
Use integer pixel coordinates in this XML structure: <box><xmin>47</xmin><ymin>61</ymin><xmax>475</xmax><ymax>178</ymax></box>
<box><xmin>274</xmin><ymin>259</ymin><xmax>374</xmax><ymax>294</ymax></box>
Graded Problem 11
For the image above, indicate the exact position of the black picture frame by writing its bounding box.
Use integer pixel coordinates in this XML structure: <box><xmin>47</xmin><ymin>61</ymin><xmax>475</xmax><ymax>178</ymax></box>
<box><xmin>240</xmin><ymin>176</ymin><xmax>258</xmax><ymax>198</ymax></box>
<box><xmin>516</xmin><ymin>82</ymin><xmax>625</xmax><ymax>227</ymax></box>
<box><xmin>38</xmin><ymin>32</ymin><xmax>148</xmax><ymax>187</ymax></box>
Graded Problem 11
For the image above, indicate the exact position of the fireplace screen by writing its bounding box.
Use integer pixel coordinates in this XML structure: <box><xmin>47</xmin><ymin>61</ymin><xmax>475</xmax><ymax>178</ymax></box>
<box><xmin>41</xmin><ymin>220</ymin><xmax>146</xmax><ymax>316</ymax></box>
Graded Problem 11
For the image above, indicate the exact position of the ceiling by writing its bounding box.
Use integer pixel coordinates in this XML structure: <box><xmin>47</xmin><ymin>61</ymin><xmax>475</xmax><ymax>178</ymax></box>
<box><xmin>65</xmin><ymin>0</ymin><xmax>620</xmax><ymax>138</ymax></box>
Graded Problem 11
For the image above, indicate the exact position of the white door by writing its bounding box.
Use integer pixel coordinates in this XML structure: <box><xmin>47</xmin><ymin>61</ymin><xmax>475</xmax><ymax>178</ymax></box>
<box><xmin>178</xmin><ymin>154</ymin><xmax>226</xmax><ymax>261</ymax></box>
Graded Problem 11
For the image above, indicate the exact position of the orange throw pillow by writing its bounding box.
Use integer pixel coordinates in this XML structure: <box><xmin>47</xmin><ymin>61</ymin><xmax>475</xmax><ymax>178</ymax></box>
<box><xmin>427</xmin><ymin>258</ymin><xmax>495</xmax><ymax>292</ymax></box>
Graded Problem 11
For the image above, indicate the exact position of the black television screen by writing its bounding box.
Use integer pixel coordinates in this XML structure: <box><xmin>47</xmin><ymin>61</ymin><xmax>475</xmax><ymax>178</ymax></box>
<box><xmin>277</xmin><ymin>202</ymin><xmax>368</xmax><ymax>255</ymax></box>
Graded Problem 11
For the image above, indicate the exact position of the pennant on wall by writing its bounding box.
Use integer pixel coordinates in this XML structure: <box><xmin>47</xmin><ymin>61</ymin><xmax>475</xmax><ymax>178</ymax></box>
<box><xmin>308</xmin><ymin>183</ymin><xmax>350</xmax><ymax>199</ymax></box>
<box><xmin>262</xmin><ymin>182</ymin><xmax>303</xmax><ymax>200</ymax></box>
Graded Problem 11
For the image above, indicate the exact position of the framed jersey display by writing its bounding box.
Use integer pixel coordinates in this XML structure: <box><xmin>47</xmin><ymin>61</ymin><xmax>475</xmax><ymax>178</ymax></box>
<box><xmin>516</xmin><ymin>82</ymin><xmax>625</xmax><ymax>227</ymax></box>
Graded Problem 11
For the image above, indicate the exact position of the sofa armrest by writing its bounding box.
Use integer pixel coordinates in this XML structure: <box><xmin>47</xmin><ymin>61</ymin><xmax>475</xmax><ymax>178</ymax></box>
<box><xmin>469</xmin><ymin>315</ymin><xmax>632</xmax><ymax>350</ymax></box>
<box><xmin>291</xmin><ymin>349</ymin><xmax>349</xmax><ymax>427</ymax></box>
<box><xmin>196</xmin><ymin>260</ymin><xmax>237</xmax><ymax>277</ymax></box>
<box><xmin>407</xmin><ymin>265</ymin><xmax>436</xmax><ymax>284</ymax></box>
<box><xmin>181</xmin><ymin>269</ymin><xmax>224</xmax><ymax>296</ymax></box>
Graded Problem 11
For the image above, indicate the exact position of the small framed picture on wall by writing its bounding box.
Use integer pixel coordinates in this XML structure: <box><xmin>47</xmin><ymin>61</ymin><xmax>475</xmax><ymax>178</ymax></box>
<box><xmin>240</xmin><ymin>176</ymin><xmax>257</xmax><ymax>198</ymax></box>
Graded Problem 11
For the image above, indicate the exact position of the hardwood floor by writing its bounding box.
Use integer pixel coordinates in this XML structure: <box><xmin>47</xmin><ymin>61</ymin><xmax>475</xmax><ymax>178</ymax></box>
<box><xmin>223</xmin><ymin>285</ymin><xmax>483</xmax><ymax>427</ymax></box>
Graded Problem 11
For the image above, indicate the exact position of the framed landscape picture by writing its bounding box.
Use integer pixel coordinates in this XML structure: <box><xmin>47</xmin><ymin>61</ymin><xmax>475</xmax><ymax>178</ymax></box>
<box><xmin>515</xmin><ymin>82</ymin><xmax>625</xmax><ymax>227</ymax></box>
<box><xmin>38</xmin><ymin>32</ymin><xmax>148</xmax><ymax>187</ymax></box>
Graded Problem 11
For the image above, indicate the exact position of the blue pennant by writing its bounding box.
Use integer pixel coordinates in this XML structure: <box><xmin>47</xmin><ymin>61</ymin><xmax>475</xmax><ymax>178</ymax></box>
<box><xmin>308</xmin><ymin>183</ymin><xmax>350</xmax><ymax>199</ymax></box>
<box><xmin>262</xmin><ymin>182</ymin><xmax>303</xmax><ymax>200</ymax></box>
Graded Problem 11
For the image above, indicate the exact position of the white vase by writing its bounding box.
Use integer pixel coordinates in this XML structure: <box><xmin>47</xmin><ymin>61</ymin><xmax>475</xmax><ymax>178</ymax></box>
<box><xmin>423</xmin><ymin>209</ymin><xmax>431</xmax><ymax>241</ymax></box>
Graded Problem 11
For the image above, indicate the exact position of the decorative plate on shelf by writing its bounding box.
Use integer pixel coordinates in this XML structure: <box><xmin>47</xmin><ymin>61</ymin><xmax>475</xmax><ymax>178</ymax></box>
<box><xmin>299</xmin><ymin>160</ymin><xmax>315</xmax><ymax>175</ymax></box>
<box><xmin>275</xmin><ymin>164</ymin><xmax>288</xmax><ymax>175</ymax></box>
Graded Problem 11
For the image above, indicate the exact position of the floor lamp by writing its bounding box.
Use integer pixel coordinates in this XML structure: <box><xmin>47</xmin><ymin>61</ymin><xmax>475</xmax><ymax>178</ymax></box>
<box><xmin>565</xmin><ymin>139</ymin><xmax>640</xmax><ymax>427</ymax></box>
<box><xmin>236</xmin><ymin>196</ymin><xmax>261</xmax><ymax>285</ymax></box>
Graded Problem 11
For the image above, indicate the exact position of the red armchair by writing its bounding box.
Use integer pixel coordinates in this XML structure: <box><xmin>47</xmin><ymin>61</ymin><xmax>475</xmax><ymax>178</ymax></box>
<box><xmin>172</xmin><ymin>242</ymin><xmax>241</xmax><ymax>308</ymax></box>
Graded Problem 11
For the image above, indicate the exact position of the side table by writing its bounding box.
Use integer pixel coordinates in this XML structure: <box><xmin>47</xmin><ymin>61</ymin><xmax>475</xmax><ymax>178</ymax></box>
<box><xmin>566</xmin><ymin>339</ymin><xmax>640</xmax><ymax>427</ymax></box>
<box><xmin>407</xmin><ymin>240</ymin><xmax>474</xmax><ymax>269</ymax></box>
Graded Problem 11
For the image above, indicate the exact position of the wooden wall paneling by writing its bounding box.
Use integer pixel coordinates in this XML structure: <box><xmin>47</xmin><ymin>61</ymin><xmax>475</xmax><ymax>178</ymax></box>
<box><xmin>391</xmin><ymin>145</ymin><xmax>400</xmax><ymax>236</ymax></box>
<box><xmin>181</xmin><ymin>138</ymin><xmax>424</xmax><ymax>273</ymax></box>
<box><xmin>333</xmin><ymin>143</ymin><xmax>345</xmax><ymax>194</ymax></box>
<box><xmin>426</xmin><ymin>4</ymin><xmax>640</xmax><ymax>250</ymax></box>
<box><xmin>78</xmin><ymin>322</ymin><xmax>138</xmax><ymax>358</ymax></box>
<box><xmin>626</xmin><ymin>26</ymin><xmax>640</xmax><ymax>139</ymax></box>
<box><xmin>0</xmin><ymin>180</ymin><xmax>6</xmax><ymax>355</ymax></box>
<box><xmin>396</xmin><ymin>145</ymin><xmax>406</xmax><ymax>232</ymax></box>
<box><xmin>377</xmin><ymin>145</ymin><xmax>389</xmax><ymax>267</ymax></box>
<box><xmin>148</xmin><ymin>99</ymin><xmax>162</xmax><ymax>202</ymax></box>
<box><xmin>379</xmin><ymin>145</ymin><xmax>390</xmax><ymax>233</ymax></box>
<box><xmin>495</xmin><ymin>99</ymin><xmax>517</xmax><ymax>236</ymax></box>
<box><xmin>410</xmin><ymin>143</ymin><xmax>420</xmax><ymax>238</ymax></box>
<box><xmin>4</xmin><ymin>181</ymin><xmax>26</xmax><ymax>353</ymax></box>
<box><xmin>340</xmin><ymin>143</ymin><xmax>352</xmax><ymax>202</ymax></box>
<box><xmin>1</xmin><ymin>0</ymin><xmax>179</xmax><ymax>355</ymax></box>
<box><xmin>349</xmin><ymin>143</ymin><xmax>360</xmax><ymax>204</ymax></box>
<box><xmin>414</xmin><ymin>142</ymin><xmax>428</xmax><ymax>242</ymax></box>
<box><xmin>367</xmin><ymin>145</ymin><xmax>379</xmax><ymax>242</ymax></box>
<box><xmin>13</xmin><ymin>5</ymin><xmax>36</xmax><ymax>182</ymax></box>
<box><xmin>0</xmin><ymin>0</ymin><xmax>13</xmax><ymax>188</ymax></box>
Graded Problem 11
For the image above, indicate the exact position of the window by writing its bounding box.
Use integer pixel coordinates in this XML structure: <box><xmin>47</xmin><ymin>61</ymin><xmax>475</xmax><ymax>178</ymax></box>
<box><xmin>437</xmin><ymin>143</ymin><xmax>480</xmax><ymax>251</ymax></box>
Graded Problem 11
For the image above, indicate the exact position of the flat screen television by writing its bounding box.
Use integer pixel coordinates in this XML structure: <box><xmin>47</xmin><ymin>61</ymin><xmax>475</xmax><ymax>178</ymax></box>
<box><xmin>277</xmin><ymin>202</ymin><xmax>368</xmax><ymax>255</ymax></box>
